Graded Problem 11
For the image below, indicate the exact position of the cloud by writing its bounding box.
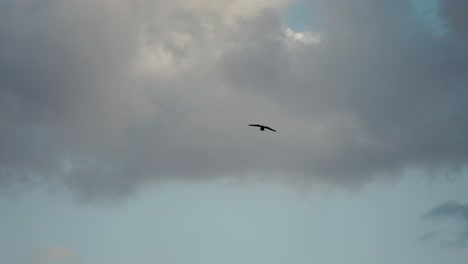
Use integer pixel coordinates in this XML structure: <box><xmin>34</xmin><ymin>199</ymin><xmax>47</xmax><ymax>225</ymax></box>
<box><xmin>422</xmin><ymin>201</ymin><xmax>468</xmax><ymax>247</ymax></box>
<box><xmin>1</xmin><ymin>0</ymin><xmax>468</xmax><ymax>201</ymax></box>
<box><xmin>36</xmin><ymin>247</ymin><xmax>79</xmax><ymax>263</ymax></box>
<box><xmin>285</xmin><ymin>28</ymin><xmax>322</xmax><ymax>45</ymax></box>
<box><xmin>423</xmin><ymin>201</ymin><xmax>468</xmax><ymax>220</ymax></box>
<box><xmin>439</xmin><ymin>0</ymin><xmax>468</xmax><ymax>37</ymax></box>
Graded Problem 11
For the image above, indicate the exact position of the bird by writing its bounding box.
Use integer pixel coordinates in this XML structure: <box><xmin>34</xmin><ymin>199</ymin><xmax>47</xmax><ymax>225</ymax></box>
<box><xmin>248</xmin><ymin>124</ymin><xmax>276</xmax><ymax>132</ymax></box>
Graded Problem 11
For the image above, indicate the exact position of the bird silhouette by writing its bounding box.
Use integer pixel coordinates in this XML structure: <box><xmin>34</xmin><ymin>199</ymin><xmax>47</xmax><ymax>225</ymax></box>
<box><xmin>249</xmin><ymin>124</ymin><xmax>276</xmax><ymax>132</ymax></box>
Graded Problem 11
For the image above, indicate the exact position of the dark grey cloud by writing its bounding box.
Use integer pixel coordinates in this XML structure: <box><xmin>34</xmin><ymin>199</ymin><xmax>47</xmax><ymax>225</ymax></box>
<box><xmin>423</xmin><ymin>201</ymin><xmax>468</xmax><ymax>220</ymax></box>
<box><xmin>1</xmin><ymin>0</ymin><xmax>468</xmax><ymax>201</ymax></box>
<box><xmin>439</xmin><ymin>0</ymin><xmax>468</xmax><ymax>37</ymax></box>
<box><xmin>422</xmin><ymin>201</ymin><xmax>468</xmax><ymax>247</ymax></box>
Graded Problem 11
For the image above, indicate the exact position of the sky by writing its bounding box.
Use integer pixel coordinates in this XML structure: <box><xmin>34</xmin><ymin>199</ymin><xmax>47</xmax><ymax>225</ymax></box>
<box><xmin>1</xmin><ymin>0</ymin><xmax>468</xmax><ymax>263</ymax></box>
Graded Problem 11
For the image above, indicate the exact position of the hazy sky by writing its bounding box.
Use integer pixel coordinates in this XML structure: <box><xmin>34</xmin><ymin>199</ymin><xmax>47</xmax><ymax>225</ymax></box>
<box><xmin>1</xmin><ymin>0</ymin><xmax>468</xmax><ymax>263</ymax></box>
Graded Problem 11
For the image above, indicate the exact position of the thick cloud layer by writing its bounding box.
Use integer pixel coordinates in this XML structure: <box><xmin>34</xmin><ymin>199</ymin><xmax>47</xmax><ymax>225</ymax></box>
<box><xmin>1</xmin><ymin>0</ymin><xmax>468</xmax><ymax>201</ymax></box>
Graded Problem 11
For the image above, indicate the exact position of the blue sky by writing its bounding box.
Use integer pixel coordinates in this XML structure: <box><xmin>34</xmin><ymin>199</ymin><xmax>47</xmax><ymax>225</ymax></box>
<box><xmin>412</xmin><ymin>0</ymin><xmax>446</xmax><ymax>35</ymax></box>
<box><xmin>285</xmin><ymin>0</ymin><xmax>443</xmax><ymax>33</ymax></box>
<box><xmin>2</xmin><ymin>171</ymin><xmax>468</xmax><ymax>264</ymax></box>
<box><xmin>285</xmin><ymin>1</ymin><xmax>316</xmax><ymax>31</ymax></box>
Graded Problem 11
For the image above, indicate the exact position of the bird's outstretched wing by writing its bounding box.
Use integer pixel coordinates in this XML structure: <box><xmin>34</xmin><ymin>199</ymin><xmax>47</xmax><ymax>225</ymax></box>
<box><xmin>249</xmin><ymin>124</ymin><xmax>262</xmax><ymax>127</ymax></box>
<box><xmin>265</xmin><ymin>126</ymin><xmax>276</xmax><ymax>132</ymax></box>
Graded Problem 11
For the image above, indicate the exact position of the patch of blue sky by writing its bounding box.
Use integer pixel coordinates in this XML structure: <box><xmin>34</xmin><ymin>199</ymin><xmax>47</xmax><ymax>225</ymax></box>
<box><xmin>285</xmin><ymin>0</ymin><xmax>445</xmax><ymax>36</ymax></box>
<box><xmin>284</xmin><ymin>0</ymin><xmax>317</xmax><ymax>31</ymax></box>
<box><xmin>411</xmin><ymin>0</ymin><xmax>447</xmax><ymax>36</ymax></box>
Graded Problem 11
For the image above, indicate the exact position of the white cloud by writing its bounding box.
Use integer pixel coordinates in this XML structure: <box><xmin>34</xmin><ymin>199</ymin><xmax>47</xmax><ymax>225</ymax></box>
<box><xmin>285</xmin><ymin>28</ymin><xmax>323</xmax><ymax>45</ymax></box>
